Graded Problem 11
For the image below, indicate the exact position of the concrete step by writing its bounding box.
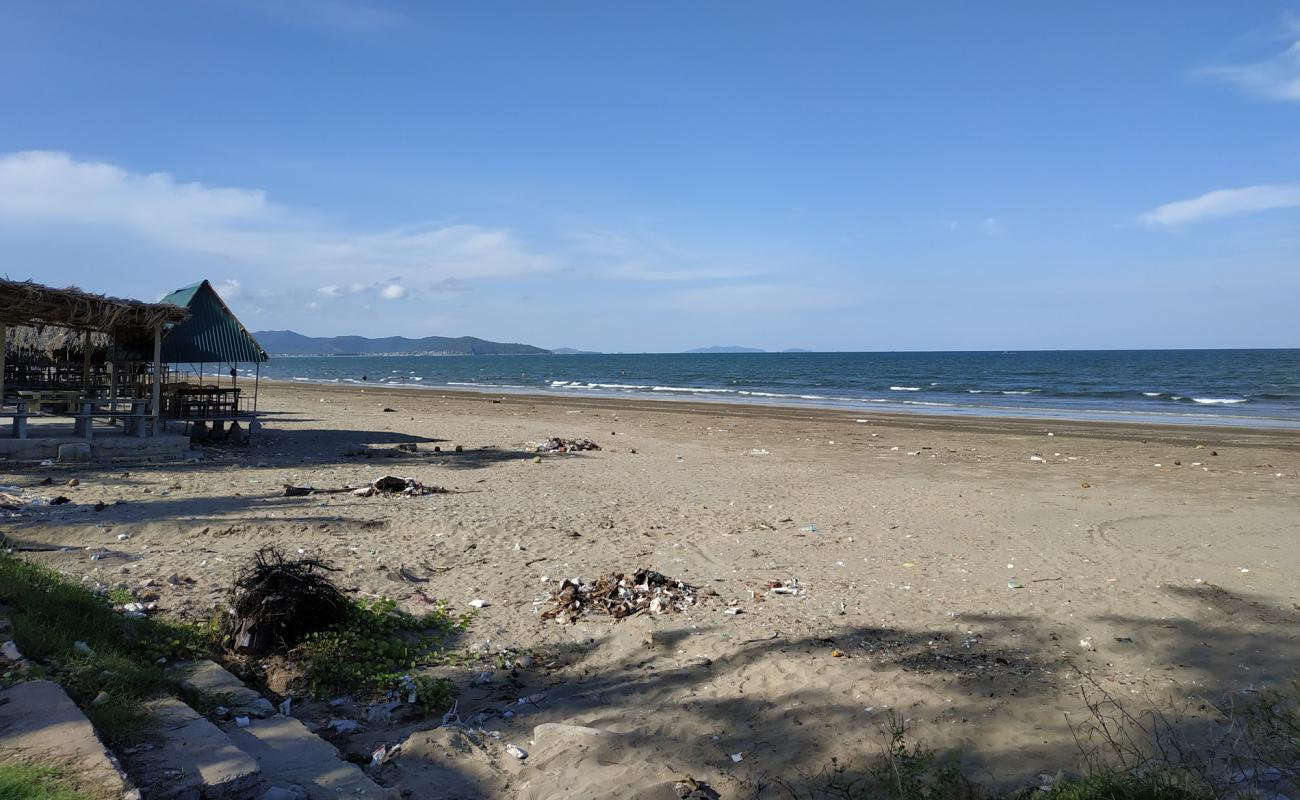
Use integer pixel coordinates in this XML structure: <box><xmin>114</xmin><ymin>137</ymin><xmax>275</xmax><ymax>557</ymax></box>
<box><xmin>0</xmin><ymin>679</ymin><xmax>137</xmax><ymax>799</ymax></box>
<box><xmin>223</xmin><ymin>716</ymin><xmax>395</xmax><ymax>800</ymax></box>
<box><xmin>125</xmin><ymin>697</ymin><xmax>263</xmax><ymax>800</ymax></box>
<box><xmin>174</xmin><ymin>660</ymin><xmax>273</xmax><ymax>717</ymax></box>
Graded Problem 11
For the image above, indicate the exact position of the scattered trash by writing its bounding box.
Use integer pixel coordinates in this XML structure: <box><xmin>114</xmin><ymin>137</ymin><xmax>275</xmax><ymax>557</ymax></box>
<box><xmin>724</xmin><ymin>607</ymin><xmax>743</xmax><ymax>616</ymax></box>
<box><xmin>468</xmin><ymin>598</ymin><xmax>488</xmax><ymax>609</ymax></box>
<box><xmin>371</xmin><ymin>475</ymin><xmax>448</xmax><ymax>495</ymax></box>
<box><xmin>91</xmin><ymin>691</ymin><xmax>110</xmax><ymax>706</ymax></box>
<box><xmin>283</xmin><ymin>476</ymin><xmax>449</xmax><ymax>498</ymax></box>
<box><xmin>748</xmin><ymin>448</ymin><xmax>770</xmax><ymax>456</ymax></box>
<box><xmin>673</xmin><ymin>777</ymin><xmax>722</xmax><ymax>800</ymax></box>
<box><xmin>768</xmin><ymin>579</ymin><xmax>806</xmax><ymax>596</ymax></box>
<box><xmin>799</xmin><ymin>524</ymin><xmax>819</xmax><ymax>534</ymax></box>
<box><xmin>234</xmin><ymin>716</ymin><xmax>251</xmax><ymax>728</ymax></box>
<box><xmin>542</xmin><ymin>569</ymin><xmax>702</xmax><ymax>623</ymax></box>
<box><xmin>369</xmin><ymin>744</ymin><xmax>395</xmax><ymax>768</ymax></box>
<box><xmin>505</xmin><ymin>743</ymin><xmax>528</xmax><ymax>760</ymax></box>
<box><xmin>1007</xmin><ymin>580</ymin><xmax>1024</xmax><ymax>589</ymax></box>
<box><xmin>1</xmin><ymin>640</ymin><xmax>23</xmax><ymax>662</ymax></box>
<box><xmin>1029</xmin><ymin>455</ymin><xmax>1044</xmax><ymax>462</ymax></box>
<box><xmin>279</xmin><ymin>698</ymin><xmax>292</xmax><ymax>716</ymax></box>
<box><xmin>119</xmin><ymin>601</ymin><xmax>157</xmax><ymax>618</ymax></box>
<box><xmin>730</xmin><ymin>752</ymin><xmax>744</xmax><ymax>763</ymax></box>
<box><xmin>533</xmin><ymin>437</ymin><xmax>601</xmax><ymax>453</ymax></box>
<box><xmin>73</xmin><ymin>640</ymin><xmax>93</xmax><ymax>655</ymax></box>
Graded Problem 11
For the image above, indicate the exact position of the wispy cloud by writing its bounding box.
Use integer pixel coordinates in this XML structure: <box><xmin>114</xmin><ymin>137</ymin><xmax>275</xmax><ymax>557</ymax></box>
<box><xmin>1139</xmin><ymin>183</ymin><xmax>1300</xmax><ymax>227</ymax></box>
<box><xmin>1193</xmin><ymin>15</ymin><xmax>1300</xmax><ymax>101</ymax></box>
<box><xmin>568</xmin><ymin>226</ymin><xmax>755</xmax><ymax>281</ymax></box>
<box><xmin>0</xmin><ymin>150</ymin><xmax>552</xmax><ymax>285</ymax></box>
<box><xmin>665</xmin><ymin>283</ymin><xmax>856</xmax><ymax>314</ymax></box>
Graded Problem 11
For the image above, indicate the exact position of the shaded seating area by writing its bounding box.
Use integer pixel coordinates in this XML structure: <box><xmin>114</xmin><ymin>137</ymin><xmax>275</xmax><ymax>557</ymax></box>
<box><xmin>116</xmin><ymin>280</ymin><xmax>270</xmax><ymax>443</ymax></box>
<box><xmin>1</xmin><ymin>278</ymin><xmax>191</xmax><ymax>460</ymax></box>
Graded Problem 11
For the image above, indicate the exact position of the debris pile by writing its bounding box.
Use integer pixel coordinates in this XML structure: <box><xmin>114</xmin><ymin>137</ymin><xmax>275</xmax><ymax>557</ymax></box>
<box><xmin>533</xmin><ymin>437</ymin><xmax>601</xmax><ymax>453</ymax></box>
<box><xmin>541</xmin><ymin>569</ymin><xmax>701</xmax><ymax>624</ymax></box>
<box><xmin>227</xmin><ymin>548</ymin><xmax>348</xmax><ymax>654</ymax></box>
<box><xmin>283</xmin><ymin>475</ymin><xmax>449</xmax><ymax>498</ymax></box>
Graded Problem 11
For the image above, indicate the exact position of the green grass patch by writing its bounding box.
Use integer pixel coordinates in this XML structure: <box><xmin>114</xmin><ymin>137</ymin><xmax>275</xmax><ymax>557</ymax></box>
<box><xmin>0</xmin><ymin>763</ymin><xmax>106</xmax><ymax>800</ymax></box>
<box><xmin>1036</xmin><ymin>773</ymin><xmax>1206</xmax><ymax>800</ymax></box>
<box><xmin>0</xmin><ymin>554</ymin><xmax>219</xmax><ymax>748</ymax></box>
<box><xmin>294</xmin><ymin>596</ymin><xmax>469</xmax><ymax>710</ymax></box>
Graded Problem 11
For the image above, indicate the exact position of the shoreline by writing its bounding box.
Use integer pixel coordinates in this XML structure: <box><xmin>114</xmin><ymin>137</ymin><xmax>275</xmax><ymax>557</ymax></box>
<box><xmin>258</xmin><ymin>375</ymin><xmax>1300</xmax><ymax>431</ymax></box>
<box><xmin>259</xmin><ymin>378</ymin><xmax>1300</xmax><ymax>448</ymax></box>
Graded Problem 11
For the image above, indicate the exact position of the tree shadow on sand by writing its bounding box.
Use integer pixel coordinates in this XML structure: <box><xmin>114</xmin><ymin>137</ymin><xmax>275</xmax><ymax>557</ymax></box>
<box><xmin>366</xmin><ymin>583</ymin><xmax>1300</xmax><ymax>799</ymax></box>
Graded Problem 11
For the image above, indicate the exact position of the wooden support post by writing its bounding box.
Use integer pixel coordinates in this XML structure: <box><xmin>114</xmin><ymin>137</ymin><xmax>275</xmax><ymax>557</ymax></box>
<box><xmin>107</xmin><ymin>339</ymin><xmax>118</xmax><ymax>416</ymax></box>
<box><xmin>151</xmin><ymin>324</ymin><xmax>162</xmax><ymax>436</ymax></box>
<box><xmin>0</xmin><ymin>321</ymin><xmax>7</xmax><ymax>409</ymax></box>
<box><xmin>81</xmin><ymin>330</ymin><xmax>92</xmax><ymax>394</ymax></box>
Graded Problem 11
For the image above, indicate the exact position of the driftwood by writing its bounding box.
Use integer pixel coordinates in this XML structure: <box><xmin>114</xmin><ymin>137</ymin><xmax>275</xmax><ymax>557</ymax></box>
<box><xmin>227</xmin><ymin>548</ymin><xmax>348</xmax><ymax>654</ymax></box>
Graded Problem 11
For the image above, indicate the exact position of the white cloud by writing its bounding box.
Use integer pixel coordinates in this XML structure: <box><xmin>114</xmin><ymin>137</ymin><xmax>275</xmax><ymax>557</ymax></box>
<box><xmin>0</xmin><ymin>150</ymin><xmax>552</xmax><ymax>284</ymax></box>
<box><xmin>666</xmin><ymin>283</ymin><xmax>856</xmax><ymax>314</ymax></box>
<box><xmin>1139</xmin><ymin>183</ymin><xmax>1300</xmax><ymax>227</ymax></box>
<box><xmin>379</xmin><ymin>283</ymin><xmax>407</xmax><ymax>300</ymax></box>
<box><xmin>317</xmin><ymin>285</ymin><xmax>340</xmax><ymax>297</ymax></box>
<box><xmin>214</xmin><ymin>278</ymin><xmax>243</xmax><ymax>299</ymax></box>
<box><xmin>1194</xmin><ymin>16</ymin><xmax>1300</xmax><ymax>101</ymax></box>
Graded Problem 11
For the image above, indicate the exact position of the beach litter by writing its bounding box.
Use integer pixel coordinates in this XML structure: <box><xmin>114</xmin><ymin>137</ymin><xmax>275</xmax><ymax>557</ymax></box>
<box><xmin>505</xmin><ymin>744</ymin><xmax>528</xmax><ymax>760</ymax></box>
<box><xmin>283</xmin><ymin>476</ymin><xmax>449</xmax><ymax>498</ymax></box>
<box><xmin>541</xmin><ymin>569</ymin><xmax>702</xmax><ymax>623</ymax></box>
<box><xmin>532</xmin><ymin>437</ymin><xmax>601</xmax><ymax>453</ymax></box>
<box><xmin>767</xmin><ymin>579</ymin><xmax>806</xmax><ymax>596</ymax></box>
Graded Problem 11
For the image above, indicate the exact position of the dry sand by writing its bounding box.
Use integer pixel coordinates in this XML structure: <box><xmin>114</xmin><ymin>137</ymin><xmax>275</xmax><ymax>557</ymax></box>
<box><xmin>4</xmin><ymin>382</ymin><xmax>1299</xmax><ymax>797</ymax></box>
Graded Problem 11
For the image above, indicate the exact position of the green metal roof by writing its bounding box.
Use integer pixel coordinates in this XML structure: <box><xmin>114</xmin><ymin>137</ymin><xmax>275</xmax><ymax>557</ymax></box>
<box><xmin>156</xmin><ymin>280</ymin><xmax>269</xmax><ymax>364</ymax></box>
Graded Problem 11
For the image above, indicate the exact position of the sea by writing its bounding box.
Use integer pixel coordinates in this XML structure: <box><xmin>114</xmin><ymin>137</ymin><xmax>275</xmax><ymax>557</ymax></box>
<box><xmin>248</xmin><ymin>349</ymin><xmax>1300</xmax><ymax>428</ymax></box>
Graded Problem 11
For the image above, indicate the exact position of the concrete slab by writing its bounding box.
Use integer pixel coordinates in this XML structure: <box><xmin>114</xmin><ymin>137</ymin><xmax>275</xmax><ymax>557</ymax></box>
<box><xmin>126</xmin><ymin>697</ymin><xmax>262</xmax><ymax>800</ymax></box>
<box><xmin>0</xmin><ymin>429</ymin><xmax>191</xmax><ymax>463</ymax></box>
<box><xmin>175</xmin><ymin>660</ymin><xmax>265</xmax><ymax>710</ymax></box>
<box><xmin>224</xmin><ymin>716</ymin><xmax>394</xmax><ymax>800</ymax></box>
<box><xmin>0</xmin><ymin>679</ymin><xmax>134</xmax><ymax>799</ymax></box>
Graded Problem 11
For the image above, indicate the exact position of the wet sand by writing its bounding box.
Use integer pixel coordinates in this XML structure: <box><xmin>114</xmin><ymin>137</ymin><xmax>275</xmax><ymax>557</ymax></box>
<box><xmin>4</xmin><ymin>381</ymin><xmax>1299</xmax><ymax>796</ymax></box>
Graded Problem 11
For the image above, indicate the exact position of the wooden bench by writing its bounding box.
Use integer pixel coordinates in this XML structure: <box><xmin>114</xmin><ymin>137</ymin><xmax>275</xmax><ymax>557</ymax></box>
<box><xmin>1</xmin><ymin>402</ymin><xmax>31</xmax><ymax>439</ymax></box>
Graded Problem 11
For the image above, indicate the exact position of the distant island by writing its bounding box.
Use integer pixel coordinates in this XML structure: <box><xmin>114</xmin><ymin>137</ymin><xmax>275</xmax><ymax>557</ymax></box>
<box><xmin>550</xmin><ymin>347</ymin><xmax>602</xmax><ymax>355</ymax></box>
<box><xmin>253</xmin><ymin>330</ymin><xmax>550</xmax><ymax>356</ymax></box>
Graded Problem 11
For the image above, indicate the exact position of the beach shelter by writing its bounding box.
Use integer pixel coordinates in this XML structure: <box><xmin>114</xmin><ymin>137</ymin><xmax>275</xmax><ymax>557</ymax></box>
<box><xmin>153</xmin><ymin>280</ymin><xmax>269</xmax><ymax>425</ymax></box>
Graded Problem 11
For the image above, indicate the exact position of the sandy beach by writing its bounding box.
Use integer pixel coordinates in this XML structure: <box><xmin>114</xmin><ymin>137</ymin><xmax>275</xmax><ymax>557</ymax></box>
<box><xmin>5</xmin><ymin>381</ymin><xmax>1299</xmax><ymax>797</ymax></box>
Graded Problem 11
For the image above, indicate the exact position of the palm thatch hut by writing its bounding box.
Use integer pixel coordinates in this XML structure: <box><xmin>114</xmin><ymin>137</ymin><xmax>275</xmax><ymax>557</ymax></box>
<box><xmin>1</xmin><ymin>278</ymin><xmax>189</xmax><ymax>433</ymax></box>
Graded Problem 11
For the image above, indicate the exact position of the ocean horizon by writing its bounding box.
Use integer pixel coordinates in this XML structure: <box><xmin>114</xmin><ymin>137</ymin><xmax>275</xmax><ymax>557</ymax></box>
<box><xmin>242</xmin><ymin>348</ymin><xmax>1300</xmax><ymax>428</ymax></box>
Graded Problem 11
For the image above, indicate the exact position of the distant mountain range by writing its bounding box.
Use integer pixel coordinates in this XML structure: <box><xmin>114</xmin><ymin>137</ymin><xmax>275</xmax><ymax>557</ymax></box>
<box><xmin>252</xmin><ymin>330</ymin><xmax>550</xmax><ymax>356</ymax></box>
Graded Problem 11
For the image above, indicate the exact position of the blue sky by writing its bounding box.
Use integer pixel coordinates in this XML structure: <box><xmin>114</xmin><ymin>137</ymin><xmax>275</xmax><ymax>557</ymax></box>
<box><xmin>1</xmin><ymin>1</ymin><xmax>1297</xmax><ymax>351</ymax></box>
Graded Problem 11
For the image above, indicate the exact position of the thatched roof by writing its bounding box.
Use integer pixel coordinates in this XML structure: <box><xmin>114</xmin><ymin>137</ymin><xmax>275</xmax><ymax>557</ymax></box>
<box><xmin>0</xmin><ymin>278</ymin><xmax>188</xmax><ymax>332</ymax></box>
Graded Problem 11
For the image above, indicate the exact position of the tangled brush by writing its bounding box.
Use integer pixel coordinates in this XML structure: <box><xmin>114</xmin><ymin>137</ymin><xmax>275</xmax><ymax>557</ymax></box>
<box><xmin>227</xmin><ymin>547</ymin><xmax>349</xmax><ymax>654</ymax></box>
